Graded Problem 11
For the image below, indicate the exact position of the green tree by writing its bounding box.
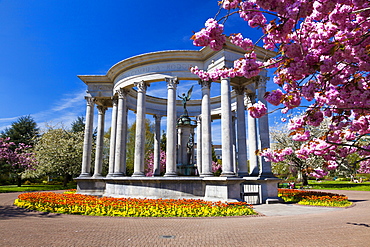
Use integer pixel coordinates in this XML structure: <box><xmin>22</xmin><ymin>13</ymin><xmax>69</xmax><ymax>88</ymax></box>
<box><xmin>126</xmin><ymin>119</ymin><xmax>154</xmax><ymax>176</ymax></box>
<box><xmin>160</xmin><ymin>130</ymin><xmax>167</xmax><ymax>151</ymax></box>
<box><xmin>1</xmin><ymin>115</ymin><xmax>39</xmax><ymax>146</ymax></box>
<box><xmin>32</xmin><ymin>127</ymin><xmax>84</xmax><ymax>187</ymax></box>
<box><xmin>71</xmin><ymin>116</ymin><xmax>85</xmax><ymax>133</ymax></box>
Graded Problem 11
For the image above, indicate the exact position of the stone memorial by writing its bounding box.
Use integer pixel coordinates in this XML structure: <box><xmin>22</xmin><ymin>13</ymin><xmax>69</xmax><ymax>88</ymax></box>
<box><xmin>75</xmin><ymin>42</ymin><xmax>282</xmax><ymax>204</ymax></box>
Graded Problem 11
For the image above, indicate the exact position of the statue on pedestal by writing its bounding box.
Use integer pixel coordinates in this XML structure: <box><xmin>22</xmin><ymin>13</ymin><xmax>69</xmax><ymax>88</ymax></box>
<box><xmin>178</xmin><ymin>86</ymin><xmax>193</xmax><ymax>117</ymax></box>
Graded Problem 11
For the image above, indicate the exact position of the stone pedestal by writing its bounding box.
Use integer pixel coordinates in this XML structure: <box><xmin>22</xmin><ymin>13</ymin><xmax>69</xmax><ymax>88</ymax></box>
<box><xmin>176</xmin><ymin>116</ymin><xmax>197</xmax><ymax>176</ymax></box>
<box><xmin>242</xmin><ymin>177</ymin><xmax>283</xmax><ymax>204</ymax></box>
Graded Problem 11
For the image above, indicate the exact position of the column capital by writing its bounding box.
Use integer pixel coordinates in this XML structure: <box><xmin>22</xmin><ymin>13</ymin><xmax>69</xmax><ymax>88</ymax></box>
<box><xmin>111</xmin><ymin>96</ymin><xmax>118</xmax><ymax>106</ymax></box>
<box><xmin>245</xmin><ymin>92</ymin><xmax>256</xmax><ymax>105</ymax></box>
<box><xmin>97</xmin><ymin>105</ymin><xmax>107</xmax><ymax>115</ymax></box>
<box><xmin>165</xmin><ymin>77</ymin><xmax>178</xmax><ymax>89</ymax></box>
<box><xmin>233</xmin><ymin>85</ymin><xmax>246</xmax><ymax>95</ymax></box>
<box><xmin>116</xmin><ymin>88</ymin><xmax>129</xmax><ymax>98</ymax></box>
<box><xmin>84</xmin><ymin>96</ymin><xmax>95</xmax><ymax>106</ymax></box>
<box><xmin>134</xmin><ymin>81</ymin><xmax>148</xmax><ymax>93</ymax></box>
<box><xmin>153</xmin><ymin>114</ymin><xmax>162</xmax><ymax>122</ymax></box>
<box><xmin>199</xmin><ymin>80</ymin><xmax>211</xmax><ymax>90</ymax></box>
<box><xmin>257</xmin><ymin>75</ymin><xmax>269</xmax><ymax>89</ymax></box>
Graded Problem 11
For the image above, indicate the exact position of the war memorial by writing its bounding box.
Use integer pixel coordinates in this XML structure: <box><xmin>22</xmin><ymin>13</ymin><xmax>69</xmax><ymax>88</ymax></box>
<box><xmin>75</xmin><ymin>42</ymin><xmax>281</xmax><ymax>204</ymax></box>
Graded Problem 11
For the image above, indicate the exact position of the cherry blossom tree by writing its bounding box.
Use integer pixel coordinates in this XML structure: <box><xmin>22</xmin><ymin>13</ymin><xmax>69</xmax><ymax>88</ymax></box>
<box><xmin>145</xmin><ymin>150</ymin><xmax>166</xmax><ymax>176</ymax></box>
<box><xmin>191</xmin><ymin>0</ymin><xmax>370</xmax><ymax>177</ymax></box>
<box><xmin>0</xmin><ymin>137</ymin><xmax>36</xmax><ymax>186</ymax></box>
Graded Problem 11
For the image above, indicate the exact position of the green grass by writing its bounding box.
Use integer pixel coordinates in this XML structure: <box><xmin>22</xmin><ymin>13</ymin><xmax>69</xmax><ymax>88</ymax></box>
<box><xmin>308</xmin><ymin>181</ymin><xmax>370</xmax><ymax>191</ymax></box>
<box><xmin>0</xmin><ymin>184</ymin><xmax>76</xmax><ymax>193</ymax></box>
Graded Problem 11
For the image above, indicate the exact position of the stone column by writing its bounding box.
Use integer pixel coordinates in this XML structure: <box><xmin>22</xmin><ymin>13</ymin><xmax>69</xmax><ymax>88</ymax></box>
<box><xmin>153</xmin><ymin>114</ymin><xmax>162</xmax><ymax>176</ymax></box>
<box><xmin>247</xmin><ymin>92</ymin><xmax>259</xmax><ymax>176</ymax></box>
<box><xmin>257</xmin><ymin>74</ymin><xmax>274</xmax><ymax>177</ymax></box>
<box><xmin>196</xmin><ymin>115</ymin><xmax>202</xmax><ymax>175</ymax></box>
<box><xmin>133</xmin><ymin>81</ymin><xmax>148</xmax><ymax>177</ymax></box>
<box><xmin>234</xmin><ymin>86</ymin><xmax>249</xmax><ymax>177</ymax></box>
<box><xmin>107</xmin><ymin>97</ymin><xmax>118</xmax><ymax>177</ymax></box>
<box><xmin>165</xmin><ymin>77</ymin><xmax>178</xmax><ymax>177</ymax></box>
<box><xmin>114</xmin><ymin>88</ymin><xmax>128</xmax><ymax>176</ymax></box>
<box><xmin>232</xmin><ymin>114</ymin><xmax>237</xmax><ymax>175</ymax></box>
<box><xmin>199</xmin><ymin>80</ymin><xmax>213</xmax><ymax>177</ymax></box>
<box><xmin>177</xmin><ymin>128</ymin><xmax>183</xmax><ymax>164</ymax></box>
<box><xmin>80</xmin><ymin>96</ymin><xmax>95</xmax><ymax>177</ymax></box>
<box><xmin>93</xmin><ymin>105</ymin><xmax>107</xmax><ymax>177</ymax></box>
<box><xmin>220</xmin><ymin>77</ymin><xmax>235</xmax><ymax>177</ymax></box>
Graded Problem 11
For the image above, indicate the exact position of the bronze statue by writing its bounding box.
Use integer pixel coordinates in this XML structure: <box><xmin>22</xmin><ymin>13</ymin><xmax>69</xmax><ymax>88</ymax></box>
<box><xmin>178</xmin><ymin>86</ymin><xmax>193</xmax><ymax>116</ymax></box>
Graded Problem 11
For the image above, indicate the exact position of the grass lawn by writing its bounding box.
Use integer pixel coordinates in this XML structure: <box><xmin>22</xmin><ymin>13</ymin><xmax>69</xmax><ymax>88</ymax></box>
<box><xmin>0</xmin><ymin>184</ymin><xmax>76</xmax><ymax>193</ymax></box>
<box><xmin>308</xmin><ymin>180</ymin><xmax>370</xmax><ymax>191</ymax></box>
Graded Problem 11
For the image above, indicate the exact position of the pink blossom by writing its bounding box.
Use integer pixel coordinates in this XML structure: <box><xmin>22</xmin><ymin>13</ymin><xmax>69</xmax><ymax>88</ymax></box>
<box><xmin>306</xmin><ymin>110</ymin><xmax>324</xmax><ymax>127</ymax></box>
<box><xmin>248</xmin><ymin>101</ymin><xmax>267</xmax><ymax>118</ymax></box>
<box><xmin>288</xmin><ymin>116</ymin><xmax>305</xmax><ymax>130</ymax></box>
<box><xmin>326</xmin><ymin>161</ymin><xmax>338</xmax><ymax>170</ymax></box>
<box><xmin>291</xmin><ymin>130</ymin><xmax>310</xmax><ymax>141</ymax></box>
<box><xmin>222</xmin><ymin>0</ymin><xmax>239</xmax><ymax>10</ymax></box>
<box><xmin>265</xmin><ymin>89</ymin><xmax>284</xmax><ymax>106</ymax></box>
<box><xmin>311</xmin><ymin>168</ymin><xmax>328</xmax><ymax>179</ymax></box>
<box><xmin>229</xmin><ymin>33</ymin><xmax>254</xmax><ymax>51</ymax></box>
<box><xmin>191</xmin><ymin>0</ymin><xmax>370</xmax><ymax>174</ymax></box>
<box><xmin>192</xmin><ymin>18</ymin><xmax>226</xmax><ymax>51</ymax></box>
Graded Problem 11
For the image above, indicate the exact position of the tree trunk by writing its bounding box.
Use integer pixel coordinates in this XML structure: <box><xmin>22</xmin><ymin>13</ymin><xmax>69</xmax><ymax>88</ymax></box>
<box><xmin>63</xmin><ymin>174</ymin><xmax>70</xmax><ymax>188</ymax></box>
<box><xmin>302</xmin><ymin>173</ymin><xmax>308</xmax><ymax>186</ymax></box>
<box><xmin>17</xmin><ymin>175</ymin><xmax>22</xmax><ymax>187</ymax></box>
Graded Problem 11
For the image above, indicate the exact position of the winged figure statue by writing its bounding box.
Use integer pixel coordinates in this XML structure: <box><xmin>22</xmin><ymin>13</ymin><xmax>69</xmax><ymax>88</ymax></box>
<box><xmin>178</xmin><ymin>86</ymin><xmax>193</xmax><ymax>116</ymax></box>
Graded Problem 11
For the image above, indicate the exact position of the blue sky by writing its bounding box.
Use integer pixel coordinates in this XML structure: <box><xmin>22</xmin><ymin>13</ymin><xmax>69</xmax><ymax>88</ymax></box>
<box><xmin>0</xmin><ymin>0</ymin><xmax>282</xmax><ymax>143</ymax></box>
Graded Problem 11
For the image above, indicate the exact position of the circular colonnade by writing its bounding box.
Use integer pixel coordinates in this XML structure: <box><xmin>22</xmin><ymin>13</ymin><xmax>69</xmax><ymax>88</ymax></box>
<box><xmin>75</xmin><ymin>43</ymin><xmax>281</xmax><ymax>203</ymax></box>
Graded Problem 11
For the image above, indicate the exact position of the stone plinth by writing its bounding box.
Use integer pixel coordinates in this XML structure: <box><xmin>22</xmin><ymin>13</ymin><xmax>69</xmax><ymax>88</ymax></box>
<box><xmin>76</xmin><ymin>177</ymin><xmax>245</xmax><ymax>202</ymax></box>
<box><xmin>177</xmin><ymin>118</ymin><xmax>197</xmax><ymax>176</ymax></box>
<box><xmin>76</xmin><ymin>177</ymin><xmax>106</xmax><ymax>196</ymax></box>
<box><xmin>242</xmin><ymin>177</ymin><xmax>283</xmax><ymax>204</ymax></box>
<box><xmin>75</xmin><ymin>176</ymin><xmax>282</xmax><ymax>203</ymax></box>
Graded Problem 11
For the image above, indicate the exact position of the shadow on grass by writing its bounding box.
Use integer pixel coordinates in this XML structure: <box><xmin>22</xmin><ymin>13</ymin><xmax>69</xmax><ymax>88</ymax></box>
<box><xmin>0</xmin><ymin>205</ymin><xmax>62</xmax><ymax>220</ymax></box>
<box><xmin>310</xmin><ymin>183</ymin><xmax>370</xmax><ymax>191</ymax></box>
<box><xmin>0</xmin><ymin>185</ymin><xmax>74</xmax><ymax>193</ymax></box>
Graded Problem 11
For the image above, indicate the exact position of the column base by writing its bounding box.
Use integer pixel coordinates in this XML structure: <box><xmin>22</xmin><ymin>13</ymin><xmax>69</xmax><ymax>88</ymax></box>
<box><xmin>92</xmin><ymin>174</ymin><xmax>103</xmax><ymax>178</ymax></box>
<box><xmin>78</xmin><ymin>173</ymin><xmax>92</xmax><ymax>178</ymax></box>
<box><xmin>259</xmin><ymin>172</ymin><xmax>276</xmax><ymax>179</ymax></box>
<box><xmin>200</xmin><ymin>172</ymin><xmax>213</xmax><ymax>177</ymax></box>
<box><xmin>132</xmin><ymin>172</ymin><xmax>145</xmax><ymax>177</ymax></box>
<box><xmin>237</xmin><ymin>172</ymin><xmax>249</xmax><ymax>177</ymax></box>
<box><xmin>112</xmin><ymin>173</ymin><xmax>125</xmax><ymax>177</ymax></box>
<box><xmin>220</xmin><ymin>172</ymin><xmax>236</xmax><ymax>177</ymax></box>
<box><xmin>164</xmin><ymin>172</ymin><xmax>178</xmax><ymax>177</ymax></box>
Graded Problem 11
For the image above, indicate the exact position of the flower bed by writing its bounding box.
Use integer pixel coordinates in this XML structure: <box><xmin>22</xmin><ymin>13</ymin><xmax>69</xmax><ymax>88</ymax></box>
<box><xmin>14</xmin><ymin>192</ymin><xmax>257</xmax><ymax>217</ymax></box>
<box><xmin>278</xmin><ymin>189</ymin><xmax>352</xmax><ymax>207</ymax></box>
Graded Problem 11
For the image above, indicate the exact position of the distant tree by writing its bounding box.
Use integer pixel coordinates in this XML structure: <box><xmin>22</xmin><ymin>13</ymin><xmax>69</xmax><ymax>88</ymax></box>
<box><xmin>1</xmin><ymin>115</ymin><xmax>39</xmax><ymax>146</ymax></box>
<box><xmin>126</xmin><ymin>119</ymin><xmax>155</xmax><ymax>176</ymax></box>
<box><xmin>0</xmin><ymin>138</ymin><xmax>36</xmax><ymax>186</ymax></box>
<box><xmin>32</xmin><ymin>127</ymin><xmax>84</xmax><ymax>187</ymax></box>
<box><xmin>160</xmin><ymin>130</ymin><xmax>167</xmax><ymax>151</ymax></box>
<box><xmin>145</xmin><ymin>150</ymin><xmax>166</xmax><ymax>176</ymax></box>
<box><xmin>71</xmin><ymin>116</ymin><xmax>85</xmax><ymax>133</ymax></box>
<box><xmin>266</xmin><ymin>117</ymin><xmax>354</xmax><ymax>185</ymax></box>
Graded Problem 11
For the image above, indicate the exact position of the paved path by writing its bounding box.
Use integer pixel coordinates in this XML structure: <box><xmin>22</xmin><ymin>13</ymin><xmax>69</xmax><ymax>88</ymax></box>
<box><xmin>1</xmin><ymin>190</ymin><xmax>369</xmax><ymax>246</ymax></box>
